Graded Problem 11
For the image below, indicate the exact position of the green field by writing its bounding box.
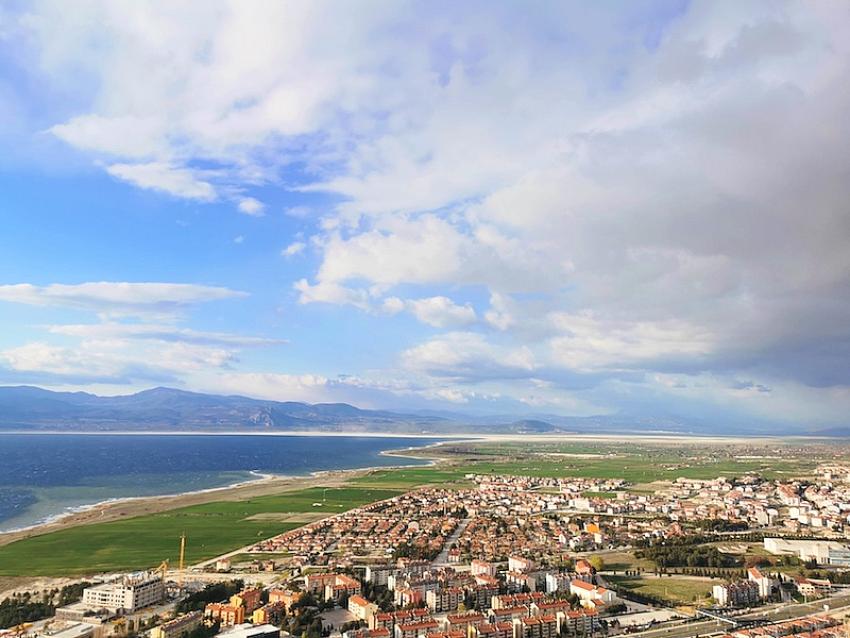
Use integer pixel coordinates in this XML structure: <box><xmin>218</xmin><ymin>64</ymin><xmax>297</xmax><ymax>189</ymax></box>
<box><xmin>0</xmin><ymin>440</ymin><xmax>820</xmax><ymax>577</ymax></box>
<box><xmin>0</xmin><ymin>487</ymin><xmax>400</xmax><ymax>576</ymax></box>
<box><xmin>607</xmin><ymin>575</ymin><xmax>718</xmax><ymax>605</ymax></box>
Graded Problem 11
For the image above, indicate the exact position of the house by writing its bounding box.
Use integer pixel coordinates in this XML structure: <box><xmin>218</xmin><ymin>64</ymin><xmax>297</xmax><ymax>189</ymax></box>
<box><xmin>568</xmin><ymin>580</ymin><xmax>616</xmax><ymax>608</ymax></box>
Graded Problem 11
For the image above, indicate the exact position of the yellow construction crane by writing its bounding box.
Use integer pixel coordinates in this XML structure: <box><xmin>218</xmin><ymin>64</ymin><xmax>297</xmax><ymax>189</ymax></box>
<box><xmin>154</xmin><ymin>559</ymin><xmax>169</xmax><ymax>580</ymax></box>
<box><xmin>178</xmin><ymin>532</ymin><xmax>187</xmax><ymax>587</ymax></box>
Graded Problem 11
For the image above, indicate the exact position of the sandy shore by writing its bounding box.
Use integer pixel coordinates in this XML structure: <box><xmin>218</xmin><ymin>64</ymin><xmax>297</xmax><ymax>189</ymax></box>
<box><xmin>0</xmin><ymin>462</ymin><xmax>416</xmax><ymax>549</ymax></box>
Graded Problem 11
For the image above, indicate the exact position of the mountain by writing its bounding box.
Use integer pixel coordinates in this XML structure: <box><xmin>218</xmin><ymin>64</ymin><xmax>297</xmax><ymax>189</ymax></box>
<box><xmin>0</xmin><ymin>385</ymin><xmax>834</xmax><ymax>436</ymax></box>
<box><xmin>0</xmin><ymin>385</ymin><xmax>454</xmax><ymax>432</ymax></box>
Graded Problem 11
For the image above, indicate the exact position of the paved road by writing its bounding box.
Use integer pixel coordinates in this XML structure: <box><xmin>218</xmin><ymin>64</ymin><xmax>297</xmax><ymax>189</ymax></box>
<box><xmin>621</xmin><ymin>593</ymin><xmax>850</xmax><ymax>638</ymax></box>
<box><xmin>432</xmin><ymin>518</ymin><xmax>472</xmax><ymax>566</ymax></box>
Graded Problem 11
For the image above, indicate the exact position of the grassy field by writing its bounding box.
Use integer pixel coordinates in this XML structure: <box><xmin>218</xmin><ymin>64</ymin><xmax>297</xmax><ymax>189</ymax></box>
<box><xmin>603</xmin><ymin>551</ymin><xmax>656</xmax><ymax>572</ymax></box>
<box><xmin>0</xmin><ymin>486</ymin><xmax>400</xmax><ymax>576</ymax></box>
<box><xmin>607</xmin><ymin>575</ymin><xmax>718</xmax><ymax>605</ymax></box>
<box><xmin>434</xmin><ymin>440</ymin><xmax>816</xmax><ymax>481</ymax></box>
<box><xmin>351</xmin><ymin>466</ymin><xmax>470</xmax><ymax>488</ymax></box>
<box><xmin>0</xmin><ymin>440</ymin><xmax>820</xmax><ymax>578</ymax></box>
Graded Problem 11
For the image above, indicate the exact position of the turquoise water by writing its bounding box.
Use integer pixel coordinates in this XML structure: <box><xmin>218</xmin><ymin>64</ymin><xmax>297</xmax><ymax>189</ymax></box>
<box><xmin>0</xmin><ymin>433</ymin><xmax>435</xmax><ymax>531</ymax></box>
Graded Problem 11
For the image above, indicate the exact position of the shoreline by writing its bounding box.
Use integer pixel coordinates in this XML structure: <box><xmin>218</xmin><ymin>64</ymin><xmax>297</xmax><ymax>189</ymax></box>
<box><xmin>0</xmin><ymin>444</ymin><xmax>449</xmax><ymax>548</ymax></box>
<box><xmin>0</xmin><ymin>429</ymin><xmax>840</xmax><ymax>442</ymax></box>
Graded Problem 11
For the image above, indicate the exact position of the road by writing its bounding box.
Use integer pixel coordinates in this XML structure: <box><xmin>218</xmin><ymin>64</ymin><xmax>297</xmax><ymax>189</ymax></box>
<box><xmin>432</xmin><ymin>518</ymin><xmax>472</xmax><ymax>566</ymax></box>
<box><xmin>621</xmin><ymin>593</ymin><xmax>850</xmax><ymax>638</ymax></box>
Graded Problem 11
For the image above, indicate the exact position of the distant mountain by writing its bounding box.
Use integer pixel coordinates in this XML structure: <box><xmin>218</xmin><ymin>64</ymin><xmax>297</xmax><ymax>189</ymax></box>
<box><xmin>0</xmin><ymin>385</ymin><xmax>837</xmax><ymax>436</ymax></box>
<box><xmin>0</xmin><ymin>386</ymin><xmax>453</xmax><ymax>432</ymax></box>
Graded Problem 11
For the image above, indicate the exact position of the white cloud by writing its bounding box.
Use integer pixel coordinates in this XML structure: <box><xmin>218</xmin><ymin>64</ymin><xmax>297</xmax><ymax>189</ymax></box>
<box><xmin>402</xmin><ymin>332</ymin><xmax>536</xmax><ymax>380</ymax></box>
<box><xmin>293</xmin><ymin>278</ymin><xmax>370</xmax><ymax>310</ymax></box>
<box><xmin>47</xmin><ymin>322</ymin><xmax>282</xmax><ymax>347</ymax></box>
<box><xmin>49</xmin><ymin>114</ymin><xmax>166</xmax><ymax>159</ymax></box>
<box><xmin>7</xmin><ymin>2</ymin><xmax>850</xmax><ymax>423</ymax></box>
<box><xmin>547</xmin><ymin>312</ymin><xmax>715</xmax><ymax>370</ymax></box>
<box><xmin>106</xmin><ymin>162</ymin><xmax>216</xmax><ymax>200</ymax></box>
<box><xmin>281</xmin><ymin>241</ymin><xmax>305</xmax><ymax>257</ymax></box>
<box><xmin>402</xmin><ymin>296</ymin><xmax>477</xmax><ymax>329</ymax></box>
<box><xmin>0</xmin><ymin>282</ymin><xmax>246</xmax><ymax>318</ymax></box>
<box><xmin>237</xmin><ymin>196</ymin><xmax>265</xmax><ymax>216</ymax></box>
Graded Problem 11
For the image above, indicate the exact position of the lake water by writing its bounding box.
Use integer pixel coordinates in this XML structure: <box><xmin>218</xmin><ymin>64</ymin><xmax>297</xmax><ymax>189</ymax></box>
<box><xmin>0</xmin><ymin>433</ymin><xmax>437</xmax><ymax>532</ymax></box>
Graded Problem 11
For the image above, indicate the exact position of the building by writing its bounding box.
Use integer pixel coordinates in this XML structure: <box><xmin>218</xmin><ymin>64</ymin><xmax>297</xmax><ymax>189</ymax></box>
<box><xmin>253</xmin><ymin>603</ymin><xmax>285</xmax><ymax>626</ymax></box>
<box><xmin>508</xmin><ymin>557</ymin><xmax>536</xmax><ymax>573</ymax></box>
<box><xmin>471</xmin><ymin>561</ymin><xmax>497</xmax><ymax>578</ymax></box>
<box><xmin>425</xmin><ymin>588</ymin><xmax>463</xmax><ymax>613</ymax></box>
<box><xmin>794</xmin><ymin>577</ymin><xmax>831</xmax><ymax>599</ymax></box>
<box><xmin>36</xmin><ymin>622</ymin><xmax>97</xmax><ymax>638</ymax></box>
<box><xmin>712</xmin><ymin>581</ymin><xmax>759</xmax><ymax>607</ymax></box>
<box><xmin>516</xmin><ymin>615</ymin><xmax>557</xmax><ymax>638</ymax></box>
<box><xmin>345</xmin><ymin>630</ymin><xmax>392</xmax><ymax>638</ymax></box>
<box><xmin>544</xmin><ymin>573</ymin><xmax>570</xmax><ymax>595</ymax></box>
<box><xmin>763</xmin><ymin>539</ymin><xmax>850</xmax><ymax>566</ymax></box>
<box><xmin>204</xmin><ymin>603</ymin><xmax>245</xmax><ymax>627</ymax></box>
<box><xmin>747</xmin><ymin>567</ymin><xmax>777</xmax><ymax>600</ymax></box>
<box><xmin>366</xmin><ymin>565</ymin><xmax>395</xmax><ymax>587</ymax></box>
<box><xmin>349</xmin><ymin>595</ymin><xmax>379</xmax><ymax>623</ymax></box>
<box><xmin>395</xmin><ymin>620</ymin><xmax>440</xmax><ymax>638</ymax></box>
<box><xmin>231</xmin><ymin>588</ymin><xmax>263</xmax><ymax>614</ymax></box>
<box><xmin>568</xmin><ymin>580</ymin><xmax>616</xmax><ymax>608</ymax></box>
<box><xmin>151</xmin><ymin>612</ymin><xmax>203</xmax><ymax>638</ymax></box>
<box><xmin>574</xmin><ymin>560</ymin><xmax>593</xmax><ymax>578</ymax></box>
<box><xmin>217</xmin><ymin>624</ymin><xmax>281</xmax><ymax>638</ymax></box>
<box><xmin>268</xmin><ymin>590</ymin><xmax>302</xmax><ymax>611</ymax></box>
<box><xmin>82</xmin><ymin>573</ymin><xmax>165</xmax><ymax>613</ymax></box>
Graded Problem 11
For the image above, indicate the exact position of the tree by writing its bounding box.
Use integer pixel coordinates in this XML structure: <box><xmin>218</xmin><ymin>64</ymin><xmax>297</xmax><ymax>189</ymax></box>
<box><xmin>588</xmin><ymin>556</ymin><xmax>605</xmax><ymax>572</ymax></box>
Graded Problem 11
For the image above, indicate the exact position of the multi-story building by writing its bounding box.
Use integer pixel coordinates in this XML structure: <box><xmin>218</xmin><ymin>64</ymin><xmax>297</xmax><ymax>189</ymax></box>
<box><xmin>82</xmin><ymin>572</ymin><xmax>165</xmax><ymax>613</ymax></box>
<box><xmin>204</xmin><ymin>603</ymin><xmax>246</xmax><ymax>627</ymax></box>
<box><xmin>231</xmin><ymin>588</ymin><xmax>263</xmax><ymax>614</ymax></box>
<box><xmin>150</xmin><ymin>612</ymin><xmax>203</xmax><ymax>638</ymax></box>
<box><xmin>471</xmin><ymin>560</ymin><xmax>498</xmax><ymax>577</ymax></box>
<box><xmin>516</xmin><ymin>615</ymin><xmax>557</xmax><ymax>638</ymax></box>
<box><xmin>252</xmin><ymin>603</ymin><xmax>285</xmax><ymax>626</ymax></box>
<box><xmin>395</xmin><ymin>620</ymin><xmax>440</xmax><ymax>638</ymax></box>
<box><xmin>425</xmin><ymin>588</ymin><xmax>463</xmax><ymax>613</ymax></box>
<box><xmin>712</xmin><ymin>580</ymin><xmax>760</xmax><ymax>607</ymax></box>
<box><xmin>349</xmin><ymin>595</ymin><xmax>379</xmax><ymax>623</ymax></box>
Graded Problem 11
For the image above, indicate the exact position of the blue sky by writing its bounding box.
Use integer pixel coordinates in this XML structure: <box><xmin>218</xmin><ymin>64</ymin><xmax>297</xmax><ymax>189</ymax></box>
<box><xmin>1</xmin><ymin>1</ymin><xmax>849</xmax><ymax>428</ymax></box>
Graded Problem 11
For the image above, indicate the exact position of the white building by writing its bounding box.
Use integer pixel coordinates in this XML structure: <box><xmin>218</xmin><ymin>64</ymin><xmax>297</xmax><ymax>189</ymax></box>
<box><xmin>218</xmin><ymin>624</ymin><xmax>281</xmax><ymax>638</ymax></box>
<box><xmin>82</xmin><ymin>572</ymin><xmax>164</xmax><ymax>613</ymax></box>
<box><xmin>763</xmin><ymin>538</ymin><xmax>850</xmax><ymax>566</ymax></box>
<box><xmin>544</xmin><ymin>573</ymin><xmax>571</xmax><ymax>594</ymax></box>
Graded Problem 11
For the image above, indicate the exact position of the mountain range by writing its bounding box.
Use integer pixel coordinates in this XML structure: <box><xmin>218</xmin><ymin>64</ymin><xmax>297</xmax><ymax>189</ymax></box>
<box><xmin>0</xmin><ymin>385</ymin><xmax>838</xmax><ymax>436</ymax></box>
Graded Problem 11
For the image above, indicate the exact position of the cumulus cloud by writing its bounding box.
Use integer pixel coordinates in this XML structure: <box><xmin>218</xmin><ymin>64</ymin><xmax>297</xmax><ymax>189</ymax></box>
<box><xmin>382</xmin><ymin>296</ymin><xmax>477</xmax><ymax>328</ymax></box>
<box><xmin>402</xmin><ymin>332</ymin><xmax>536</xmax><ymax>381</ymax></box>
<box><xmin>6</xmin><ymin>1</ymin><xmax>850</xmax><ymax>423</ymax></box>
<box><xmin>237</xmin><ymin>197</ymin><xmax>265</xmax><ymax>216</ymax></box>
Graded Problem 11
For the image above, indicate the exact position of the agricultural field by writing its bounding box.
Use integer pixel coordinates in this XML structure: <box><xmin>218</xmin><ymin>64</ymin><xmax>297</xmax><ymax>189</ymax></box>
<box><xmin>606</xmin><ymin>575</ymin><xmax>719</xmax><ymax>606</ymax></box>
<box><xmin>431</xmin><ymin>441</ymin><xmax>818</xmax><ymax>482</ymax></box>
<box><xmin>0</xmin><ymin>486</ymin><xmax>400</xmax><ymax>577</ymax></box>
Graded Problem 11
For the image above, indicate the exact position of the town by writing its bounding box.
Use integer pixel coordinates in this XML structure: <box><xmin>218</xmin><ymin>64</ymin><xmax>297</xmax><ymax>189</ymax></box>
<box><xmin>5</xmin><ymin>462</ymin><xmax>850</xmax><ymax>638</ymax></box>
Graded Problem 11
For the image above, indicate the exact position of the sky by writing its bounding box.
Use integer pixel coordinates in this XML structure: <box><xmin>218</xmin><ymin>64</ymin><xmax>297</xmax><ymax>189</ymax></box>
<box><xmin>0</xmin><ymin>1</ymin><xmax>849</xmax><ymax>430</ymax></box>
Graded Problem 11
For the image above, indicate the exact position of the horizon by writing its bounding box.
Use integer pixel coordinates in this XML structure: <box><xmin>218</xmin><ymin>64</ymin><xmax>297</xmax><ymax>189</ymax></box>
<box><xmin>1</xmin><ymin>2</ymin><xmax>850</xmax><ymax>430</ymax></box>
